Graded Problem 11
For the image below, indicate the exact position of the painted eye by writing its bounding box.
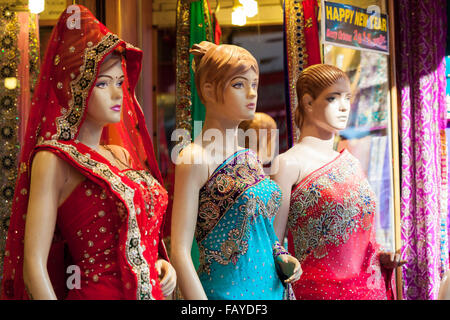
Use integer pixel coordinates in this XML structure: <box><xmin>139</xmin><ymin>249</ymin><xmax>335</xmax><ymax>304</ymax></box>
<box><xmin>95</xmin><ymin>81</ymin><xmax>107</xmax><ymax>88</ymax></box>
<box><xmin>116</xmin><ymin>80</ymin><xmax>124</xmax><ymax>87</ymax></box>
<box><xmin>251</xmin><ymin>82</ymin><xmax>258</xmax><ymax>89</ymax></box>
<box><xmin>326</xmin><ymin>97</ymin><xmax>335</xmax><ymax>102</ymax></box>
<box><xmin>232</xmin><ymin>82</ymin><xmax>244</xmax><ymax>89</ymax></box>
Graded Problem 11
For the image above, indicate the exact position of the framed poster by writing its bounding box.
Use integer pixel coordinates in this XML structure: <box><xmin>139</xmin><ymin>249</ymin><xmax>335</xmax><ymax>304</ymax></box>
<box><xmin>322</xmin><ymin>1</ymin><xmax>389</xmax><ymax>54</ymax></box>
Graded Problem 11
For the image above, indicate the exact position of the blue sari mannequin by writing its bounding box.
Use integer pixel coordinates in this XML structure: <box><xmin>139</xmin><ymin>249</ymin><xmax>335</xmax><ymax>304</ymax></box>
<box><xmin>170</xmin><ymin>41</ymin><xmax>301</xmax><ymax>300</ymax></box>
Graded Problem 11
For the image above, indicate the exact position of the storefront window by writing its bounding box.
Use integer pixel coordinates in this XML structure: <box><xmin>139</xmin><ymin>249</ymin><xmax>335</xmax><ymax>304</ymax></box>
<box><xmin>322</xmin><ymin>0</ymin><xmax>395</xmax><ymax>251</ymax></box>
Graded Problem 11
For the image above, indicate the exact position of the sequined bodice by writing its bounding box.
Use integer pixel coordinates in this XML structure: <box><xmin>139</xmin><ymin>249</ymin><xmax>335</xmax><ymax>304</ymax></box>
<box><xmin>56</xmin><ymin>168</ymin><xmax>168</xmax><ymax>298</ymax></box>
<box><xmin>287</xmin><ymin>150</ymin><xmax>388</xmax><ymax>300</ymax></box>
<box><xmin>57</xmin><ymin>180</ymin><xmax>123</xmax><ymax>284</ymax></box>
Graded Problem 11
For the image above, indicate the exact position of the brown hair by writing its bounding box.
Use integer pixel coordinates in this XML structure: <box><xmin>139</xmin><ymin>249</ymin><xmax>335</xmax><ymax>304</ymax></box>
<box><xmin>239</xmin><ymin>112</ymin><xmax>277</xmax><ymax>151</ymax></box>
<box><xmin>295</xmin><ymin>64</ymin><xmax>349</xmax><ymax>129</ymax></box>
<box><xmin>190</xmin><ymin>41</ymin><xmax>259</xmax><ymax>104</ymax></box>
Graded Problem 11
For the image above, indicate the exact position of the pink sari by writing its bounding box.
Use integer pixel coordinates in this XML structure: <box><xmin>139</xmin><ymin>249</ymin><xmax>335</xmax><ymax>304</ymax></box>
<box><xmin>287</xmin><ymin>150</ymin><xmax>394</xmax><ymax>300</ymax></box>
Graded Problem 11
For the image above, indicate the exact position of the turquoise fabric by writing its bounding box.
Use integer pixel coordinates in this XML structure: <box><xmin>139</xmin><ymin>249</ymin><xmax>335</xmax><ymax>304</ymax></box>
<box><xmin>197</xmin><ymin>150</ymin><xmax>285</xmax><ymax>300</ymax></box>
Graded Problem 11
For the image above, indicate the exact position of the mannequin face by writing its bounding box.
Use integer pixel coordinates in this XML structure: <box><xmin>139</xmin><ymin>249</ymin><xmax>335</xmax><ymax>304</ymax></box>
<box><xmin>303</xmin><ymin>77</ymin><xmax>351</xmax><ymax>133</ymax></box>
<box><xmin>86</xmin><ymin>57</ymin><xmax>124</xmax><ymax>126</ymax></box>
<box><xmin>204</xmin><ymin>68</ymin><xmax>258</xmax><ymax>121</ymax></box>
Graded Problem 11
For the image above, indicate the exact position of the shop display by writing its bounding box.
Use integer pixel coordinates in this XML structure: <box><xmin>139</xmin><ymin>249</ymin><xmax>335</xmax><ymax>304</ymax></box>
<box><xmin>0</xmin><ymin>0</ymin><xmax>448</xmax><ymax>302</ymax></box>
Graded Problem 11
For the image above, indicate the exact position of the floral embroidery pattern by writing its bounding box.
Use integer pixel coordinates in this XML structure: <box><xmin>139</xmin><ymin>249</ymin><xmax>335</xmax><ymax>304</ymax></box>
<box><xmin>288</xmin><ymin>151</ymin><xmax>377</xmax><ymax>262</ymax></box>
<box><xmin>197</xmin><ymin>150</ymin><xmax>282</xmax><ymax>275</ymax></box>
<box><xmin>196</xmin><ymin>150</ymin><xmax>265</xmax><ymax>242</ymax></box>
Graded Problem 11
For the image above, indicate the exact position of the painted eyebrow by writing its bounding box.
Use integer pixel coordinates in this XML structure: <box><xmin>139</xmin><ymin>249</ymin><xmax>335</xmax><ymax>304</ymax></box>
<box><xmin>231</xmin><ymin>76</ymin><xmax>259</xmax><ymax>82</ymax></box>
<box><xmin>97</xmin><ymin>74</ymin><xmax>125</xmax><ymax>79</ymax></box>
<box><xmin>327</xmin><ymin>91</ymin><xmax>351</xmax><ymax>96</ymax></box>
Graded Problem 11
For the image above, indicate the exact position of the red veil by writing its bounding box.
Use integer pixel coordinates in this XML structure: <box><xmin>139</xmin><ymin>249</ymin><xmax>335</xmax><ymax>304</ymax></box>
<box><xmin>1</xmin><ymin>5</ymin><xmax>167</xmax><ymax>299</ymax></box>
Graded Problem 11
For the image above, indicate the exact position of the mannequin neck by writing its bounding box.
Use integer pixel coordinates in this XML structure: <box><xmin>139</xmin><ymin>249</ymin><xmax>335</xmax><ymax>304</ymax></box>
<box><xmin>298</xmin><ymin>123</ymin><xmax>337</xmax><ymax>153</ymax></box>
<box><xmin>77</xmin><ymin>117</ymin><xmax>105</xmax><ymax>151</ymax></box>
<box><xmin>197</xmin><ymin>112</ymin><xmax>242</xmax><ymax>156</ymax></box>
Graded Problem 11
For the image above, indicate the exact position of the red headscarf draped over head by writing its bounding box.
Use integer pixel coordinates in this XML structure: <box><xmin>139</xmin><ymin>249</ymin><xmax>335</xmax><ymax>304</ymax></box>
<box><xmin>1</xmin><ymin>5</ymin><xmax>165</xmax><ymax>300</ymax></box>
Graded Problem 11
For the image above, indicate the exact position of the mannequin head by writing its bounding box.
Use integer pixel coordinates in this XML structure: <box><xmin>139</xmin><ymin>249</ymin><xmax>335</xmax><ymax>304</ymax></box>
<box><xmin>190</xmin><ymin>41</ymin><xmax>259</xmax><ymax>121</ymax></box>
<box><xmin>295</xmin><ymin>64</ymin><xmax>351</xmax><ymax>133</ymax></box>
<box><xmin>239</xmin><ymin>112</ymin><xmax>277</xmax><ymax>164</ymax></box>
<box><xmin>86</xmin><ymin>51</ymin><xmax>124</xmax><ymax>126</ymax></box>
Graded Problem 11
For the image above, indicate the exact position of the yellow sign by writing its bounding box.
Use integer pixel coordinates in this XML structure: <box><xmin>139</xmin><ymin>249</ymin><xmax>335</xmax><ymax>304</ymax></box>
<box><xmin>39</xmin><ymin>0</ymin><xmax>67</xmax><ymax>20</ymax></box>
<box><xmin>0</xmin><ymin>0</ymin><xmax>28</xmax><ymax>11</ymax></box>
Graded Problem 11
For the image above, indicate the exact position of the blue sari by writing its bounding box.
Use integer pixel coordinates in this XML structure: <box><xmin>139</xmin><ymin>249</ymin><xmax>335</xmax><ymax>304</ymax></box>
<box><xmin>196</xmin><ymin>149</ymin><xmax>285</xmax><ymax>300</ymax></box>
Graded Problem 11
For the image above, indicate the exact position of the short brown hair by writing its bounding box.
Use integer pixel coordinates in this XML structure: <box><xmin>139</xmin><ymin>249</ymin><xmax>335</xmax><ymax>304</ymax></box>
<box><xmin>190</xmin><ymin>41</ymin><xmax>259</xmax><ymax>104</ymax></box>
<box><xmin>295</xmin><ymin>64</ymin><xmax>349</xmax><ymax>129</ymax></box>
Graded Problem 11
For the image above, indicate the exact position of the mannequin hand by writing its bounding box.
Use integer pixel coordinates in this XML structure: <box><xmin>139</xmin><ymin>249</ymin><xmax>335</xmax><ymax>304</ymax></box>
<box><xmin>276</xmin><ymin>254</ymin><xmax>302</xmax><ymax>284</ymax></box>
<box><xmin>156</xmin><ymin>259</ymin><xmax>177</xmax><ymax>297</ymax></box>
<box><xmin>379</xmin><ymin>250</ymin><xmax>406</xmax><ymax>269</ymax></box>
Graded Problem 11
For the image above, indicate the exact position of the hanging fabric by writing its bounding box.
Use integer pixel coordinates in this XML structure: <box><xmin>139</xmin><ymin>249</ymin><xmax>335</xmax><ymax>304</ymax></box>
<box><xmin>283</xmin><ymin>0</ymin><xmax>321</xmax><ymax>147</ymax></box>
<box><xmin>0</xmin><ymin>6</ymin><xmax>40</xmax><ymax>281</ymax></box>
<box><xmin>397</xmin><ymin>0</ymin><xmax>449</xmax><ymax>300</ymax></box>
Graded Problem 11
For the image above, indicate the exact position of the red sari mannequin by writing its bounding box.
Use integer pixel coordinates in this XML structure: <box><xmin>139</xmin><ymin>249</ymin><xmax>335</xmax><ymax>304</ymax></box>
<box><xmin>271</xmin><ymin>64</ymin><xmax>405</xmax><ymax>300</ymax></box>
<box><xmin>1</xmin><ymin>6</ymin><xmax>175</xmax><ymax>300</ymax></box>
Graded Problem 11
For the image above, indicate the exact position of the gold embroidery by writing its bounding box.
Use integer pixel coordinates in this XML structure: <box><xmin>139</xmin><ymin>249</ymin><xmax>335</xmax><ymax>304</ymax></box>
<box><xmin>288</xmin><ymin>153</ymin><xmax>377</xmax><ymax>262</ymax></box>
<box><xmin>38</xmin><ymin>140</ymin><xmax>154</xmax><ymax>300</ymax></box>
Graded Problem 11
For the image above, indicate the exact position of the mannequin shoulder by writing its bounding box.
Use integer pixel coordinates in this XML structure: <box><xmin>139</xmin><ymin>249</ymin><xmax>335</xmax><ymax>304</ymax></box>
<box><xmin>174</xmin><ymin>143</ymin><xmax>209</xmax><ymax>184</ymax></box>
<box><xmin>174</xmin><ymin>143</ymin><xmax>207</xmax><ymax>166</ymax></box>
<box><xmin>271</xmin><ymin>146</ymin><xmax>307</xmax><ymax>182</ymax></box>
<box><xmin>30</xmin><ymin>150</ymin><xmax>73</xmax><ymax>188</ymax></box>
<box><xmin>32</xmin><ymin>150</ymin><xmax>70</xmax><ymax>173</ymax></box>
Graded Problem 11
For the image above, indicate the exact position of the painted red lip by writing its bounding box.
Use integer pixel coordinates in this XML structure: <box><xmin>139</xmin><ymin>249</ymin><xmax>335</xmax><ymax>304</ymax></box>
<box><xmin>111</xmin><ymin>105</ymin><xmax>121</xmax><ymax>112</ymax></box>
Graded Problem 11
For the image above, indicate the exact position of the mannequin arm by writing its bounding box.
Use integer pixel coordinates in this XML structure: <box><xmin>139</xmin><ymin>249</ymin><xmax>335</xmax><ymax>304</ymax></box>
<box><xmin>23</xmin><ymin>151</ymin><xmax>68</xmax><ymax>300</ymax></box>
<box><xmin>271</xmin><ymin>154</ymin><xmax>299</xmax><ymax>242</ymax></box>
<box><xmin>438</xmin><ymin>270</ymin><xmax>450</xmax><ymax>300</ymax></box>
<box><xmin>170</xmin><ymin>146</ymin><xmax>209</xmax><ymax>300</ymax></box>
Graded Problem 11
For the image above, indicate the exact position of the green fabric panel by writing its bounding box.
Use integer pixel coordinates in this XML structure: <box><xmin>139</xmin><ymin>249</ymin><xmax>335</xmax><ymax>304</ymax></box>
<box><xmin>190</xmin><ymin>1</ymin><xmax>207</xmax><ymax>140</ymax></box>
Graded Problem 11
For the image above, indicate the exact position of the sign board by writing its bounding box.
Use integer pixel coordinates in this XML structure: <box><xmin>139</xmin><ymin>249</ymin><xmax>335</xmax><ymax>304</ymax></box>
<box><xmin>39</xmin><ymin>0</ymin><xmax>68</xmax><ymax>21</ymax></box>
<box><xmin>322</xmin><ymin>1</ymin><xmax>389</xmax><ymax>54</ymax></box>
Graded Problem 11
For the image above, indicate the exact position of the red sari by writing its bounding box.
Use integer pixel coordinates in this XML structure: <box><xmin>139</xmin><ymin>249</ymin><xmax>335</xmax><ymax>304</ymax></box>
<box><xmin>287</xmin><ymin>150</ymin><xmax>394</xmax><ymax>300</ymax></box>
<box><xmin>1</xmin><ymin>6</ymin><xmax>168</xmax><ymax>300</ymax></box>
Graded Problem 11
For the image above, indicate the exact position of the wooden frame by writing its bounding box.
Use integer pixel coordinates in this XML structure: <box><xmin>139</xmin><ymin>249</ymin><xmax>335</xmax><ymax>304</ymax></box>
<box><xmin>387</xmin><ymin>0</ymin><xmax>403</xmax><ymax>300</ymax></box>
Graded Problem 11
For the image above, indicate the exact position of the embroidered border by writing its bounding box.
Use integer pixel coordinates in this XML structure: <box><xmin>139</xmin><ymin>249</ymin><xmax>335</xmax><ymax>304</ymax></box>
<box><xmin>285</xmin><ymin>0</ymin><xmax>308</xmax><ymax>144</ymax></box>
<box><xmin>37</xmin><ymin>140</ymin><xmax>154</xmax><ymax>300</ymax></box>
<box><xmin>175</xmin><ymin>0</ymin><xmax>192</xmax><ymax>133</ymax></box>
<box><xmin>0</xmin><ymin>5</ymin><xmax>20</xmax><ymax>281</ymax></box>
<box><xmin>196</xmin><ymin>151</ymin><xmax>265</xmax><ymax>242</ymax></box>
